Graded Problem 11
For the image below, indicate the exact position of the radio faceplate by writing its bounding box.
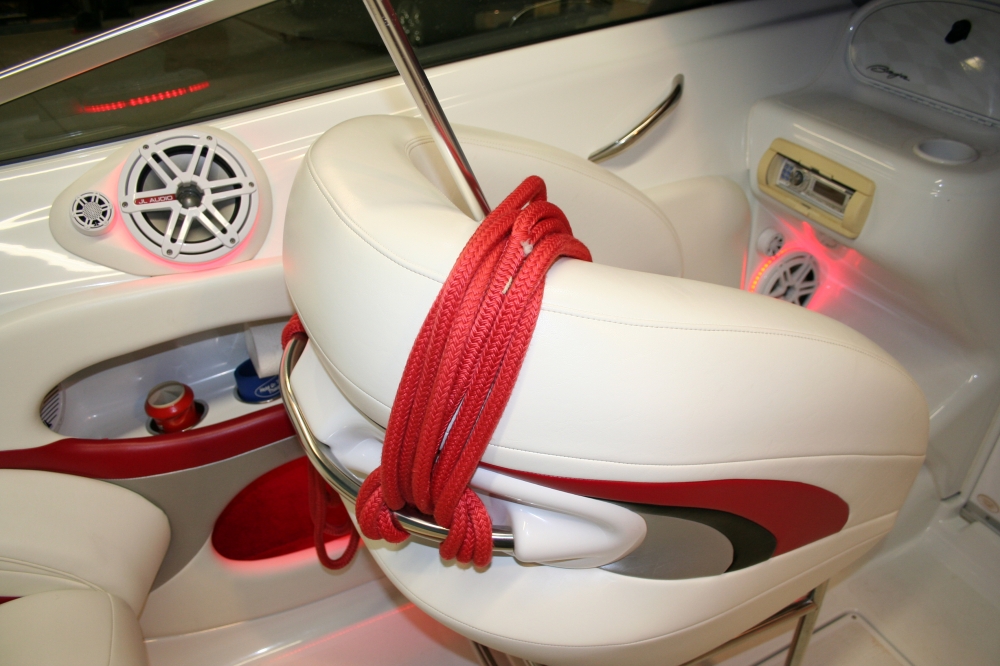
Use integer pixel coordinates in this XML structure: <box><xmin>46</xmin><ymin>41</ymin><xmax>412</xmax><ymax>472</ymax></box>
<box><xmin>757</xmin><ymin>139</ymin><xmax>875</xmax><ymax>239</ymax></box>
<box><xmin>772</xmin><ymin>155</ymin><xmax>854</xmax><ymax>218</ymax></box>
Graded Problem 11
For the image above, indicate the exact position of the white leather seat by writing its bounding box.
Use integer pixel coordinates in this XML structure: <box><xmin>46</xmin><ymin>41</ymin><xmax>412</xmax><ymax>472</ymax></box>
<box><xmin>0</xmin><ymin>590</ymin><xmax>148</xmax><ymax>666</ymax></box>
<box><xmin>283</xmin><ymin>116</ymin><xmax>928</xmax><ymax>665</ymax></box>
<box><xmin>0</xmin><ymin>470</ymin><xmax>170</xmax><ymax>614</ymax></box>
<box><xmin>0</xmin><ymin>471</ymin><xmax>169</xmax><ymax>666</ymax></box>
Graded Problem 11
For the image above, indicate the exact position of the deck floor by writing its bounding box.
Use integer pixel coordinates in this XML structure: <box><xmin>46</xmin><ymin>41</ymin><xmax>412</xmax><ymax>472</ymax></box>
<box><xmin>715</xmin><ymin>470</ymin><xmax>1000</xmax><ymax>666</ymax></box>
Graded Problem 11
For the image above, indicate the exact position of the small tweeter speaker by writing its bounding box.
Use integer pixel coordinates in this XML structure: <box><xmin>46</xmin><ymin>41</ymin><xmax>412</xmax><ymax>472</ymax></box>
<box><xmin>119</xmin><ymin>130</ymin><xmax>259</xmax><ymax>263</ymax></box>
<box><xmin>71</xmin><ymin>192</ymin><xmax>113</xmax><ymax>235</ymax></box>
<box><xmin>754</xmin><ymin>251</ymin><xmax>819</xmax><ymax>307</ymax></box>
<box><xmin>49</xmin><ymin>126</ymin><xmax>271</xmax><ymax>276</ymax></box>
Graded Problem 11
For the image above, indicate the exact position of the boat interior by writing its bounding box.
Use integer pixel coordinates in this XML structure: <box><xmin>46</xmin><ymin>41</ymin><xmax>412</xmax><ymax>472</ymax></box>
<box><xmin>0</xmin><ymin>0</ymin><xmax>998</xmax><ymax>664</ymax></box>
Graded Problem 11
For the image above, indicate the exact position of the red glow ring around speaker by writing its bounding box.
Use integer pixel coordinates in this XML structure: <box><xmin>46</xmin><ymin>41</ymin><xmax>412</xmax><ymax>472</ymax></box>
<box><xmin>145</xmin><ymin>381</ymin><xmax>200</xmax><ymax>433</ymax></box>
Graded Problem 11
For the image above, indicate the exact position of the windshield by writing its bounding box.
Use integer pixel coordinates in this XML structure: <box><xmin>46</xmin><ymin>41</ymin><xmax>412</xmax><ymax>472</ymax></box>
<box><xmin>0</xmin><ymin>0</ymin><xmax>721</xmax><ymax>165</ymax></box>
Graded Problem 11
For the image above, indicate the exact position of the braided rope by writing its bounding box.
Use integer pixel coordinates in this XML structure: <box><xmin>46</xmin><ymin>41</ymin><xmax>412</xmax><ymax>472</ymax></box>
<box><xmin>356</xmin><ymin>176</ymin><xmax>591</xmax><ymax>566</ymax></box>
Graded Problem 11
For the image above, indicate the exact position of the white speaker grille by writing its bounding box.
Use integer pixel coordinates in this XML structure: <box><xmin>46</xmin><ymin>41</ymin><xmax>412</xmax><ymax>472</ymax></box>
<box><xmin>71</xmin><ymin>192</ymin><xmax>113</xmax><ymax>235</ymax></box>
<box><xmin>118</xmin><ymin>129</ymin><xmax>259</xmax><ymax>263</ymax></box>
<box><xmin>756</xmin><ymin>252</ymin><xmax>819</xmax><ymax>307</ymax></box>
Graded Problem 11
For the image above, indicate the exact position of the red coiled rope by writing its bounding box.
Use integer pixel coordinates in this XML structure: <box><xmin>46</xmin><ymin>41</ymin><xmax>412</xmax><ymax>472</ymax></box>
<box><xmin>355</xmin><ymin>176</ymin><xmax>591</xmax><ymax>566</ymax></box>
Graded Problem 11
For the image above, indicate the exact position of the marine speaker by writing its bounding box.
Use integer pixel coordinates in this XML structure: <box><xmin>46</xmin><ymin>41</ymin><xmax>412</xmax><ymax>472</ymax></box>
<box><xmin>754</xmin><ymin>251</ymin><xmax>819</xmax><ymax>307</ymax></box>
<box><xmin>118</xmin><ymin>129</ymin><xmax>259</xmax><ymax>263</ymax></box>
<box><xmin>71</xmin><ymin>192</ymin><xmax>113</xmax><ymax>235</ymax></box>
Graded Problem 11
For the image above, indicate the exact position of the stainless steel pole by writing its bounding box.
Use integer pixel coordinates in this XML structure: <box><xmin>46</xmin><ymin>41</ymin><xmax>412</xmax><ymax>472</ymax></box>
<box><xmin>784</xmin><ymin>580</ymin><xmax>828</xmax><ymax>666</ymax></box>
<box><xmin>361</xmin><ymin>0</ymin><xmax>491</xmax><ymax>221</ymax></box>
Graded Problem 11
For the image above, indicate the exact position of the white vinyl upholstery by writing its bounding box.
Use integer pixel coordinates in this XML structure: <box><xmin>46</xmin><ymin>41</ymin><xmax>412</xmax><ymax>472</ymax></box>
<box><xmin>0</xmin><ymin>470</ymin><xmax>170</xmax><ymax>615</ymax></box>
<box><xmin>0</xmin><ymin>590</ymin><xmax>147</xmax><ymax>666</ymax></box>
<box><xmin>643</xmin><ymin>176</ymin><xmax>751</xmax><ymax>288</ymax></box>
<box><xmin>283</xmin><ymin>116</ymin><xmax>928</xmax><ymax>665</ymax></box>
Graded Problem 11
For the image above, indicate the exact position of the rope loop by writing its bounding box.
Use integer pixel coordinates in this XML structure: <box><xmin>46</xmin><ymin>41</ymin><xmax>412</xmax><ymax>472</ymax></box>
<box><xmin>356</xmin><ymin>175</ymin><xmax>591</xmax><ymax>566</ymax></box>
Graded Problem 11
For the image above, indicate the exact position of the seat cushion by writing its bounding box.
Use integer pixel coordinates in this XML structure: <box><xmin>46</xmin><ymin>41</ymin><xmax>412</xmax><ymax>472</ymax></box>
<box><xmin>0</xmin><ymin>470</ymin><xmax>170</xmax><ymax>615</ymax></box>
<box><xmin>0</xmin><ymin>590</ymin><xmax>147</xmax><ymax>666</ymax></box>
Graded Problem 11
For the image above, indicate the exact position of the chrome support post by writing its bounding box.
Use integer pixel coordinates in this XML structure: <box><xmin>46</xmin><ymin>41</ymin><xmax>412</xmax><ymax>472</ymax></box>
<box><xmin>679</xmin><ymin>580</ymin><xmax>830</xmax><ymax>666</ymax></box>
<box><xmin>472</xmin><ymin>642</ymin><xmax>500</xmax><ymax>666</ymax></box>
<box><xmin>784</xmin><ymin>580</ymin><xmax>828</xmax><ymax>666</ymax></box>
<box><xmin>360</xmin><ymin>0</ymin><xmax>491</xmax><ymax>221</ymax></box>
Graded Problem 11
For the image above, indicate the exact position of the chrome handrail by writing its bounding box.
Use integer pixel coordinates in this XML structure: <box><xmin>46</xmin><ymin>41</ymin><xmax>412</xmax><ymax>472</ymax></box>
<box><xmin>361</xmin><ymin>0</ymin><xmax>491</xmax><ymax>221</ymax></box>
<box><xmin>0</xmin><ymin>0</ymin><xmax>273</xmax><ymax>107</ymax></box>
<box><xmin>588</xmin><ymin>73</ymin><xmax>683</xmax><ymax>163</ymax></box>
<box><xmin>280</xmin><ymin>334</ymin><xmax>515</xmax><ymax>553</ymax></box>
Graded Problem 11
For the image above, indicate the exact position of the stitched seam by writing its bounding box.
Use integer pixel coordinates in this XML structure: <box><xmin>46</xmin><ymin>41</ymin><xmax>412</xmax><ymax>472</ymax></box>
<box><xmin>305</xmin><ymin>151</ymin><xmax>454</xmax><ymax>284</ymax></box>
<box><xmin>311</xmin><ymin>340</ymin><xmax>391</xmax><ymax>411</ymax></box>
<box><xmin>303</xmin><ymin>163</ymin><xmax>908</xmax><ymax>382</ymax></box>
<box><xmin>483</xmin><ymin>447</ymin><xmax>926</xmax><ymax>467</ymax></box>
<box><xmin>460</xmin><ymin>137</ymin><xmax>671</xmax><ymax>225</ymax></box>
<box><xmin>459</xmin><ymin>136</ymin><xmax>685</xmax><ymax>275</ymax></box>
<box><xmin>0</xmin><ymin>557</ymin><xmax>98</xmax><ymax>589</ymax></box>
<box><xmin>544</xmin><ymin>308</ymin><xmax>920</xmax><ymax>389</ymax></box>
<box><xmin>105</xmin><ymin>591</ymin><xmax>115</xmax><ymax>666</ymax></box>
<box><xmin>303</xmin><ymin>142</ymin><xmax>918</xmax><ymax>394</ymax></box>
<box><xmin>377</xmin><ymin>525</ymin><xmax>889</xmax><ymax>650</ymax></box>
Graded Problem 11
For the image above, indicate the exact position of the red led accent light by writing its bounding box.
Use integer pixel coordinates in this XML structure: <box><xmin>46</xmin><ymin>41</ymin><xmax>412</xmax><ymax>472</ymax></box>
<box><xmin>79</xmin><ymin>81</ymin><xmax>210</xmax><ymax>114</ymax></box>
<box><xmin>748</xmin><ymin>252</ymin><xmax>784</xmax><ymax>293</ymax></box>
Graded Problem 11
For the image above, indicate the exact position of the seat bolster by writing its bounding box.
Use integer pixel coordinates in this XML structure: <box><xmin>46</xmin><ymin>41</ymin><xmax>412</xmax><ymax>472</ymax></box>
<box><xmin>0</xmin><ymin>470</ymin><xmax>170</xmax><ymax>615</ymax></box>
<box><xmin>0</xmin><ymin>590</ymin><xmax>148</xmax><ymax>666</ymax></box>
<box><xmin>644</xmin><ymin>176</ymin><xmax>751</xmax><ymax>288</ymax></box>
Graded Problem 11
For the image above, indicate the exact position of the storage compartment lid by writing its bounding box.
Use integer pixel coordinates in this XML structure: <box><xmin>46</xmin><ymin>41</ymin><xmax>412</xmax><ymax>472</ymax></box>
<box><xmin>849</xmin><ymin>0</ymin><xmax>1000</xmax><ymax>127</ymax></box>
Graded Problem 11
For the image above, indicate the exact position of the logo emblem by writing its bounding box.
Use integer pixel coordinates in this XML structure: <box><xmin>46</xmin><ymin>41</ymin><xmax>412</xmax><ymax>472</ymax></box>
<box><xmin>867</xmin><ymin>64</ymin><xmax>909</xmax><ymax>81</ymax></box>
<box><xmin>254</xmin><ymin>377</ymin><xmax>281</xmax><ymax>400</ymax></box>
<box><xmin>133</xmin><ymin>193</ymin><xmax>177</xmax><ymax>206</ymax></box>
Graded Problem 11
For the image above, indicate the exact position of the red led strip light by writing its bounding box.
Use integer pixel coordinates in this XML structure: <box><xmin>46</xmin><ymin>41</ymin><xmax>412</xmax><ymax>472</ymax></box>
<box><xmin>79</xmin><ymin>81</ymin><xmax>210</xmax><ymax>114</ymax></box>
<box><xmin>748</xmin><ymin>251</ymin><xmax>784</xmax><ymax>293</ymax></box>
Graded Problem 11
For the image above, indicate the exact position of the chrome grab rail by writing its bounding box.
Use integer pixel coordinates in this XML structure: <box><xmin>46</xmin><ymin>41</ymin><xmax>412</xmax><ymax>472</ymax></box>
<box><xmin>588</xmin><ymin>73</ymin><xmax>684</xmax><ymax>163</ymax></box>
<box><xmin>0</xmin><ymin>0</ymin><xmax>273</xmax><ymax>107</ymax></box>
<box><xmin>361</xmin><ymin>0</ymin><xmax>491</xmax><ymax>221</ymax></box>
<box><xmin>280</xmin><ymin>334</ymin><xmax>515</xmax><ymax>553</ymax></box>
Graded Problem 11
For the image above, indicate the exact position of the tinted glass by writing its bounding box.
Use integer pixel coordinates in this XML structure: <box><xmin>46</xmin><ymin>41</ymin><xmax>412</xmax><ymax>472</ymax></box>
<box><xmin>0</xmin><ymin>0</ymin><xmax>721</xmax><ymax>164</ymax></box>
<box><xmin>0</xmin><ymin>2</ymin><xmax>189</xmax><ymax>71</ymax></box>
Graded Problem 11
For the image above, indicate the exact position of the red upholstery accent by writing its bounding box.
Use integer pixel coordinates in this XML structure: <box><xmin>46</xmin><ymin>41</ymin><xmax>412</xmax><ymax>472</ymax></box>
<box><xmin>0</xmin><ymin>597</ymin><xmax>18</xmax><ymax>605</ymax></box>
<box><xmin>0</xmin><ymin>405</ymin><xmax>293</xmax><ymax>479</ymax></box>
<box><xmin>482</xmin><ymin>465</ymin><xmax>849</xmax><ymax>555</ymax></box>
<box><xmin>213</xmin><ymin>457</ymin><xmax>355</xmax><ymax>561</ymax></box>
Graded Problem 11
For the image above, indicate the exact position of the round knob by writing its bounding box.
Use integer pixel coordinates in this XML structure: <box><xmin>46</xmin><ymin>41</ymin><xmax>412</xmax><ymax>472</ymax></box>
<box><xmin>145</xmin><ymin>381</ymin><xmax>200</xmax><ymax>434</ymax></box>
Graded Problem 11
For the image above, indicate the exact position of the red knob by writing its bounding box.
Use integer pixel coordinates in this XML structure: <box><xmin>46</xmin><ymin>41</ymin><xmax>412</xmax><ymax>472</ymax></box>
<box><xmin>145</xmin><ymin>381</ymin><xmax>199</xmax><ymax>434</ymax></box>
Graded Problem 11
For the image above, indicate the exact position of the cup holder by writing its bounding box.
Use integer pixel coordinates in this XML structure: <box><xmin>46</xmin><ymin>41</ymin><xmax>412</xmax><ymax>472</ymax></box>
<box><xmin>146</xmin><ymin>397</ymin><xmax>208</xmax><ymax>435</ymax></box>
<box><xmin>914</xmin><ymin>138</ymin><xmax>978</xmax><ymax>165</ymax></box>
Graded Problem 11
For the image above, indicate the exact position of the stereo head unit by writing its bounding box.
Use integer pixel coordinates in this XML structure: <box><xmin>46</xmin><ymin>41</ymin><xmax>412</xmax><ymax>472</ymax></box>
<box><xmin>757</xmin><ymin>139</ymin><xmax>875</xmax><ymax>239</ymax></box>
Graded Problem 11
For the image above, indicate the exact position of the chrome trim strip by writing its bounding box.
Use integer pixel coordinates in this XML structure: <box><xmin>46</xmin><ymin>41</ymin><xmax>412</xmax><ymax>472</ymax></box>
<box><xmin>361</xmin><ymin>0</ymin><xmax>491</xmax><ymax>221</ymax></box>
<box><xmin>280</xmin><ymin>334</ymin><xmax>515</xmax><ymax>553</ymax></box>
<box><xmin>0</xmin><ymin>0</ymin><xmax>273</xmax><ymax>107</ymax></box>
<box><xmin>588</xmin><ymin>73</ymin><xmax>683</xmax><ymax>163</ymax></box>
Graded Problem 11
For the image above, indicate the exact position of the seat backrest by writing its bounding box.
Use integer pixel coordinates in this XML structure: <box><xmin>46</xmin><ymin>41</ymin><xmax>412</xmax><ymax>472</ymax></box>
<box><xmin>406</xmin><ymin>120</ymin><xmax>684</xmax><ymax>277</ymax></box>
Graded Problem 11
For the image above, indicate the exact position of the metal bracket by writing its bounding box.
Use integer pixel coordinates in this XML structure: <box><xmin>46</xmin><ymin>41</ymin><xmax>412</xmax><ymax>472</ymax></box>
<box><xmin>279</xmin><ymin>333</ymin><xmax>515</xmax><ymax>553</ymax></box>
<box><xmin>680</xmin><ymin>580</ymin><xmax>829</xmax><ymax>666</ymax></box>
